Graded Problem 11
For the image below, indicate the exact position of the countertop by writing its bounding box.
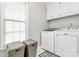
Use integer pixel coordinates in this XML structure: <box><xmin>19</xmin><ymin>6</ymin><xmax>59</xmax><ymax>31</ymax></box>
<box><xmin>43</xmin><ymin>28</ymin><xmax>79</xmax><ymax>32</ymax></box>
<box><xmin>43</xmin><ymin>28</ymin><xmax>59</xmax><ymax>31</ymax></box>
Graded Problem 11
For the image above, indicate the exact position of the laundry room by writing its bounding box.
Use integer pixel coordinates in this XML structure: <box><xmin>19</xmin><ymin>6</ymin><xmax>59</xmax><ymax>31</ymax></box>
<box><xmin>0</xmin><ymin>0</ymin><xmax>79</xmax><ymax>58</ymax></box>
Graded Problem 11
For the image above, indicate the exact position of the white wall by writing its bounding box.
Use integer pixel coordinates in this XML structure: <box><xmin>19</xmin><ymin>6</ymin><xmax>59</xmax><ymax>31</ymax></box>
<box><xmin>0</xmin><ymin>3</ymin><xmax>6</xmax><ymax>49</ymax></box>
<box><xmin>28</xmin><ymin>2</ymin><xmax>48</xmax><ymax>44</ymax></box>
<box><xmin>49</xmin><ymin>15</ymin><xmax>79</xmax><ymax>28</ymax></box>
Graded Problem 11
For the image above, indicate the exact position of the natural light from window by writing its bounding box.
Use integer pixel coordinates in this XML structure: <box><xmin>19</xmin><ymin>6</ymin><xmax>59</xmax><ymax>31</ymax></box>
<box><xmin>5</xmin><ymin>2</ymin><xmax>26</xmax><ymax>44</ymax></box>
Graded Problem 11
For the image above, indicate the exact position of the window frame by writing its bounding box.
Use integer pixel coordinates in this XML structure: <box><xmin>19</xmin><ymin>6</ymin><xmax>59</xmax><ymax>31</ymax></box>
<box><xmin>5</xmin><ymin>19</ymin><xmax>26</xmax><ymax>44</ymax></box>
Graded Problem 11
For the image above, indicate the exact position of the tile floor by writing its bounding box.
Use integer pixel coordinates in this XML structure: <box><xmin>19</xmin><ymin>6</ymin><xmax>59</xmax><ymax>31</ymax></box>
<box><xmin>36</xmin><ymin>45</ymin><xmax>45</xmax><ymax>57</ymax></box>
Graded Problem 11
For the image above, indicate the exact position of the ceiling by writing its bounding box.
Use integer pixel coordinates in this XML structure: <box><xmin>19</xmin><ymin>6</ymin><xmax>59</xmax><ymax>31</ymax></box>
<box><xmin>42</xmin><ymin>2</ymin><xmax>59</xmax><ymax>5</ymax></box>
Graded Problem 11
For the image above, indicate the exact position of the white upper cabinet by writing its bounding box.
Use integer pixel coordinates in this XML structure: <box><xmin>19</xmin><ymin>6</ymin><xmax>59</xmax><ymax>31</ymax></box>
<box><xmin>60</xmin><ymin>2</ymin><xmax>77</xmax><ymax>17</ymax></box>
<box><xmin>47</xmin><ymin>2</ymin><xmax>60</xmax><ymax>20</ymax></box>
<box><xmin>60</xmin><ymin>2</ymin><xmax>74</xmax><ymax>17</ymax></box>
<box><xmin>74</xmin><ymin>3</ymin><xmax>79</xmax><ymax>14</ymax></box>
<box><xmin>47</xmin><ymin>2</ymin><xmax>79</xmax><ymax>20</ymax></box>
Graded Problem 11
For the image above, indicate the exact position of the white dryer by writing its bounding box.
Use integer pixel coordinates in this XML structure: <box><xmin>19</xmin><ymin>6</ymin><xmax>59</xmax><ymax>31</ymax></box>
<box><xmin>55</xmin><ymin>31</ymin><xmax>78</xmax><ymax>57</ymax></box>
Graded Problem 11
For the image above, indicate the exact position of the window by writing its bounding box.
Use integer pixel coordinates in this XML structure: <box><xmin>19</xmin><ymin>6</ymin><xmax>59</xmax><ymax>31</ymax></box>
<box><xmin>5</xmin><ymin>3</ymin><xmax>26</xmax><ymax>44</ymax></box>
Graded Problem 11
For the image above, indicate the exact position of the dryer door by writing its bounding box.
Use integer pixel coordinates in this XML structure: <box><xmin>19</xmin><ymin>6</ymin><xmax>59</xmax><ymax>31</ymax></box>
<box><xmin>55</xmin><ymin>34</ymin><xmax>78</xmax><ymax>57</ymax></box>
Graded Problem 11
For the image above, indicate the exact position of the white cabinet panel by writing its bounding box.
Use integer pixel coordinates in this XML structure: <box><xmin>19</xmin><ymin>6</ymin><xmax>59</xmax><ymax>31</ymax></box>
<box><xmin>47</xmin><ymin>2</ymin><xmax>60</xmax><ymax>20</ymax></box>
<box><xmin>41</xmin><ymin>31</ymin><xmax>54</xmax><ymax>53</ymax></box>
<box><xmin>74</xmin><ymin>32</ymin><xmax>79</xmax><ymax>54</ymax></box>
<box><xmin>60</xmin><ymin>2</ymin><xmax>76</xmax><ymax>17</ymax></box>
<box><xmin>47</xmin><ymin>2</ymin><xmax>79</xmax><ymax>20</ymax></box>
<box><xmin>55</xmin><ymin>33</ymin><xmax>78</xmax><ymax>57</ymax></box>
<box><xmin>48</xmin><ymin>32</ymin><xmax>54</xmax><ymax>53</ymax></box>
<box><xmin>41</xmin><ymin>31</ymin><xmax>50</xmax><ymax>51</ymax></box>
<box><xmin>74</xmin><ymin>3</ymin><xmax>79</xmax><ymax>14</ymax></box>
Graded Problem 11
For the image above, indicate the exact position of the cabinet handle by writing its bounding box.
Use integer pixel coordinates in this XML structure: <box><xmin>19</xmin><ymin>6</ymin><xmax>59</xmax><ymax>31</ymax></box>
<box><xmin>59</xmin><ymin>2</ymin><xmax>61</xmax><ymax>4</ymax></box>
<box><xmin>57</xmin><ymin>34</ymin><xmax>59</xmax><ymax>36</ymax></box>
<box><xmin>64</xmin><ymin>33</ymin><xmax>67</xmax><ymax>35</ymax></box>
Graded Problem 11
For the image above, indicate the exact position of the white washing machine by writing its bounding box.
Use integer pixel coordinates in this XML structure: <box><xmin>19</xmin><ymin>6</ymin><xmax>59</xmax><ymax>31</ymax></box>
<box><xmin>55</xmin><ymin>31</ymin><xmax>78</xmax><ymax>57</ymax></box>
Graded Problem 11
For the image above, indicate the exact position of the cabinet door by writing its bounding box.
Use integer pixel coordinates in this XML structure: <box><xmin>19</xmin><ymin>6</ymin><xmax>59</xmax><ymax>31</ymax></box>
<box><xmin>41</xmin><ymin>31</ymin><xmax>54</xmax><ymax>53</ymax></box>
<box><xmin>47</xmin><ymin>2</ymin><xmax>60</xmax><ymax>20</ymax></box>
<box><xmin>74</xmin><ymin>32</ymin><xmax>79</xmax><ymax>54</ymax></box>
<box><xmin>47</xmin><ymin>2</ymin><xmax>79</xmax><ymax>20</ymax></box>
<box><xmin>74</xmin><ymin>3</ymin><xmax>79</xmax><ymax>14</ymax></box>
<box><xmin>49</xmin><ymin>32</ymin><xmax>54</xmax><ymax>53</ymax></box>
<box><xmin>55</xmin><ymin>34</ymin><xmax>77</xmax><ymax>57</ymax></box>
<box><xmin>60</xmin><ymin>2</ymin><xmax>75</xmax><ymax>17</ymax></box>
<box><xmin>41</xmin><ymin>31</ymin><xmax>49</xmax><ymax>51</ymax></box>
